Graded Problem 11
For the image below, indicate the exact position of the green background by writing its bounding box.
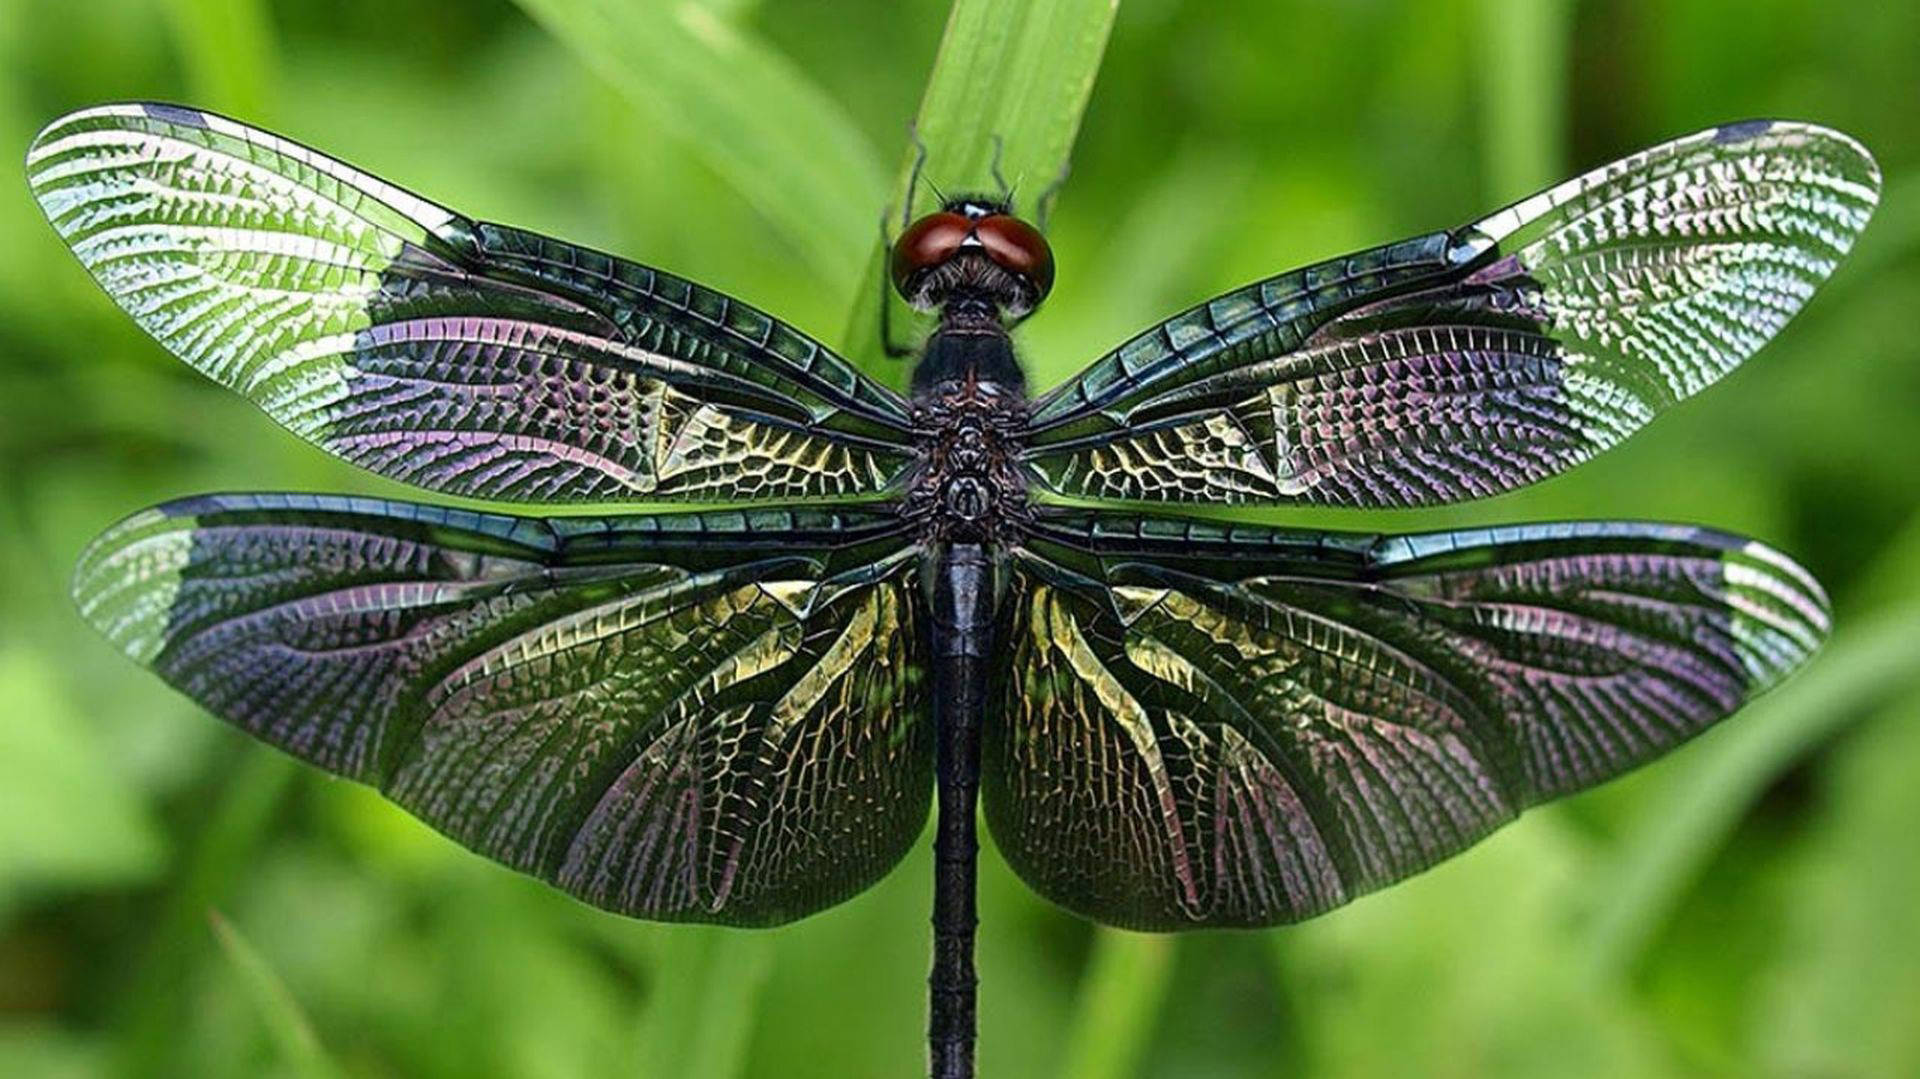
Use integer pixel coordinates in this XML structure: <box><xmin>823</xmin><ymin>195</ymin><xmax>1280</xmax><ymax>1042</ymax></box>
<box><xmin>2</xmin><ymin>1</ymin><xmax>1917</xmax><ymax>1076</ymax></box>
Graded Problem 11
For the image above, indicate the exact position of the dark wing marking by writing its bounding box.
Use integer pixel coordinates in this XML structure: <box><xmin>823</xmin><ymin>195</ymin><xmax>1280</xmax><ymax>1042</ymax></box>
<box><xmin>987</xmin><ymin>510</ymin><xmax>1828</xmax><ymax>929</ymax></box>
<box><xmin>28</xmin><ymin>103</ymin><xmax>912</xmax><ymax>504</ymax></box>
<box><xmin>74</xmin><ymin>494</ymin><xmax>928</xmax><ymax>925</ymax></box>
<box><xmin>1024</xmin><ymin>121</ymin><xmax>1878</xmax><ymax>507</ymax></box>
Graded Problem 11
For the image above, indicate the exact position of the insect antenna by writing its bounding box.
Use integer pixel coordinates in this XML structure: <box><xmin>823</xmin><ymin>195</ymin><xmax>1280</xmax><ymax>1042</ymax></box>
<box><xmin>922</xmin><ymin>173</ymin><xmax>949</xmax><ymax>210</ymax></box>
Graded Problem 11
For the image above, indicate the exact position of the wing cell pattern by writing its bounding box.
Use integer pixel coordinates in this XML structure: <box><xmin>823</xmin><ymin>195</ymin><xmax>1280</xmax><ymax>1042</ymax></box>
<box><xmin>74</xmin><ymin>494</ymin><xmax>929</xmax><ymax>925</ymax></box>
<box><xmin>28</xmin><ymin>104</ymin><xmax>911</xmax><ymax>504</ymax></box>
<box><xmin>987</xmin><ymin>513</ymin><xmax>1828</xmax><ymax>928</ymax></box>
<box><xmin>1025</xmin><ymin>121</ymin><xmax>1880</xmax><ymax>507</ymax></box>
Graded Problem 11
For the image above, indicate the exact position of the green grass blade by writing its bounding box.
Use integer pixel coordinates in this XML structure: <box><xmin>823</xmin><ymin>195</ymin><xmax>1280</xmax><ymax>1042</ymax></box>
<box><xmin>1757</xmin><ymin>691</ymin><xmax>1920</xmax><ymax>1075</ymax></box>
<box><xmin>839</xmin><ymin>0</ymin><xmax>1119</xmax><ymax>362</ymax></box>
<box><xmin>512</xmin><ymin>0</ymin><xmax>885</xmax><ymax>298</ymax></box>
<box><xmin>207</xmin><ymin>910</ymin><xmax>339</xmax><ymax>1079</ymax></box>
<box><xmin>113</xmin><ymin>753</ymin><xmax>298</xmax><ymax>1077</ymax></box>
<box><xmin>903</xmin><ymin>0</ymin><xmax>1119</xmax><ymax>206</ymax></box>
<box><xmin>1059</xmin><ymin>929</ymin><xmax>1174</xmax><ymax>1079</ymax></box>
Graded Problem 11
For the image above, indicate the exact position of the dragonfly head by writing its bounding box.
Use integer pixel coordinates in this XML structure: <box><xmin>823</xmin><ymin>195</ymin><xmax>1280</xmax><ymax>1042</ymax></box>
<box><xmin>891</xmin><ymin>197</ymin><xmax>1054</xmax><ymax>319</ymax></box>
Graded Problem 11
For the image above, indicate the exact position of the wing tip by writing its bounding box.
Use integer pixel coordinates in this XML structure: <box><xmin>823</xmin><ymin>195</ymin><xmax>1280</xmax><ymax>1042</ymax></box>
<box><xmin>70</xmin><ymin>503</ymin><xmax>197</xmax><ymax>665</ymax></box>
<box><xmin>1719</xmin><ymin>537</ymin><xmax>1832</xmax><ymax>695</ymax></box>
<box><xmin>25</xmin><ymin>101</ymin><xmax>227</xmax><ymax>226</ymax></box>
<box><xmin>1713</xmin><ymin>118</ymin><xmax>1881</xmax><ymax>182</ymax></box>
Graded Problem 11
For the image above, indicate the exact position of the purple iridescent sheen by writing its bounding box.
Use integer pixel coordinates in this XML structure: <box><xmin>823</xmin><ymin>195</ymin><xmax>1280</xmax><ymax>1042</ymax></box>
<box><xmin>986</xmin><ymin>514</ymin><xmax>1828</xmax><ymax>928</ymax></box>
<box><xmin>74</xmin><ymin>495</ymin><xmax>929</xmax><ymax>925</ymax></box>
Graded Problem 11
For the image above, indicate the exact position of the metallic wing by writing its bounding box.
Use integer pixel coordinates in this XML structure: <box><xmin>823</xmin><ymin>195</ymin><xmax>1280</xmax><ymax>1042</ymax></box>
<box><xmin>75</xmin><ymin>495</ymin><xmax>927</xmax><ymax>924</ymax></box>
<box><xmin>1024</xmin><ymin>121</ymin><xmax>1878</xmax><ymax>507</ymax></box>
<box><xmin>988</xmin><ymin>511</ymin><xmax>1828</xmax><ymax>929</ymax></box>
<box><xmin>28</xmin><ymin>103</ymin><xmax>912</xmax><ymax>504</ymax></box>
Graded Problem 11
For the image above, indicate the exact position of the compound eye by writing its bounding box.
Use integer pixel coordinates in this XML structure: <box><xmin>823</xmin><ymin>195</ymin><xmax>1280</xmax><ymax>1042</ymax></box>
<box><xmin>891</xmin><ymin>212</ymin><xmax>971</xmax><ymax>296</ymax></box>
<box><xmin>975</xmin><ymin>215</ymin><xmax>1055</xmax><ymax>299</ymax></box>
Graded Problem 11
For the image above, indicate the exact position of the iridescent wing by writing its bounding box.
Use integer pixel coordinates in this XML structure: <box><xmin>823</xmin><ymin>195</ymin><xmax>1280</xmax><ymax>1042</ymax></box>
<box><xmin>28</xmin><ymin>104</ymin><xmax>912</xmax><ymax>504</ymax></box>
<box><xmin>76</xmin><ymin>495</ymin><xmax>928</xmax><ymax>924</ymax></box>
<box><xmin>1024</xmin><ymin>121</ymin><xmax>1879</xmax><ymax>507</ymax></box>
<box><xmin>989</xmin><ymin>511</ymin><xmax>1828</xmax><ymax>929</ymax></box>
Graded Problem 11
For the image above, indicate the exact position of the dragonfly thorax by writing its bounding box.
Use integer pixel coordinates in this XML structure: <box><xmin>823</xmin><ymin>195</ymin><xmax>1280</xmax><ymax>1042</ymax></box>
<box><xmin>905</xmin><ymin>369</ymin><xmax>1029</xmax><ymax>543</ymax></box>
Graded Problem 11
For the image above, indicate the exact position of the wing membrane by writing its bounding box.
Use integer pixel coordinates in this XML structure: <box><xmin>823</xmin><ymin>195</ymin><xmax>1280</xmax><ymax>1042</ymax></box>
<box><xmin>28</xmin><ymin>103</ymin><xmax>912</xmax><ymax>504</ymax></box>
<box><xmin>1025</xmin><ymin>121</ymin><xmax>1879</xmax><ymax>506</ymax></box>
<box><xmin>988</xmin><ymin>511</ymin><xmax>1828</xmax><ymax>929</ymax></box>
<box><xmin>75</xmin><ymin>494</ymin><xmax>928</xmax><ymax>924</ymax></box>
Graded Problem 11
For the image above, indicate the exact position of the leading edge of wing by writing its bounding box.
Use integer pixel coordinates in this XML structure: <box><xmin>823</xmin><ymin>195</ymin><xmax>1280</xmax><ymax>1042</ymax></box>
<box><xmin>1022</xmin><ymin>510</ymin><xmax>1831</xmax><ymax>685</ymax></box>
<box><xmin>75</xmin><ymin>491</ymin><xmax>913</xmax><ymax>665</ymax></box>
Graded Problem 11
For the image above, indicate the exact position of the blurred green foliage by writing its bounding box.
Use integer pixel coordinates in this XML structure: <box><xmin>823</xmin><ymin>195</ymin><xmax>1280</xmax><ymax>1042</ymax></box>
<box><xmin>1</xmin><ymin>1</ymin><xmax>1917</xmax><ymax>1076</ymax></box>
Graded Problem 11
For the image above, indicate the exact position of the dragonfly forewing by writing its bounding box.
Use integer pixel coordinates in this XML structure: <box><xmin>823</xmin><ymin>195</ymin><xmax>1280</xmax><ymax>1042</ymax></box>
<box><xmin>27</xmin><ymin>104</ymin><xmax>914</xmax><ymax>505</ymax></box>
<box><xmin>1023</xmin><ymin>121</ymin><xmax>1879</xmax><ymax>507</ymax></box>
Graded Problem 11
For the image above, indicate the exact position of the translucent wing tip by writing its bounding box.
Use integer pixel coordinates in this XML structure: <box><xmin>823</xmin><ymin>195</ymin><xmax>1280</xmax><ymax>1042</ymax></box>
<box><xmin>27</xmin><ymin>102</ymin><xmax>196</xmax><ymax>181</ymax></box>
<box><xmin>1727</xmin><ymin>119</ymin><xmax>1885</xmax><ymax>245</ymax></box>
<box><xmin>1719</xmin><ymin>535</ymin><xmax>1833</xmax><ymax>696</ymax></box>
<box><xmin>1372</xmin><ymin>519</ymin><xmax>1833</xmax><ymax>702</ymax></box>
<box><xmin>71</xmin><ymin>503</ymin><xmax>197</xmax><ymax>666</ymax></box>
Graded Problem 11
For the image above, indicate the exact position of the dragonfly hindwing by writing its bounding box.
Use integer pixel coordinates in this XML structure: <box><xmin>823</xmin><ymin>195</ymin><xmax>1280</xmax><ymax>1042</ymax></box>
<box><xmin>75</xmin><ymin>494</ymin><xmax>931</xmax><ymax>925</ymax></box>
<box><xmin>988</xmin><ymin>511</ymin><xmax>1828</xmax><ymax>928</ymax></box>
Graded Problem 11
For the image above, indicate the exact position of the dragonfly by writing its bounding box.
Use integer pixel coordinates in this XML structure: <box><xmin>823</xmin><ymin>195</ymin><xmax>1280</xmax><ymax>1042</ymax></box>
<box><xmin>29</xmin><ymin>104</ymin><xmax>1878</xmax><ymax>1078</ymax></box>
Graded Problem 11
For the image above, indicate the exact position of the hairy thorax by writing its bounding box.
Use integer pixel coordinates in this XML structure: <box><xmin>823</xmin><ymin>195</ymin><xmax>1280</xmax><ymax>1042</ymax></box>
<box><xmin>905</xmin><ymin>377</ymin><xmax>1030</xmax><ymax>542</ymax></box>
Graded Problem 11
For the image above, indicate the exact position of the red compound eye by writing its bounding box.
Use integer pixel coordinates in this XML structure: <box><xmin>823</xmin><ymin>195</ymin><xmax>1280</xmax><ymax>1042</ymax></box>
<box><xmin>891</xmin><ymin>212</ymin><xmax>971</xmax><ymax>295</ymax></box>
<box><xmin>975</xmin><ymin>214</ymin><xmax>1054</xmax><ymax>298</ymax></box>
